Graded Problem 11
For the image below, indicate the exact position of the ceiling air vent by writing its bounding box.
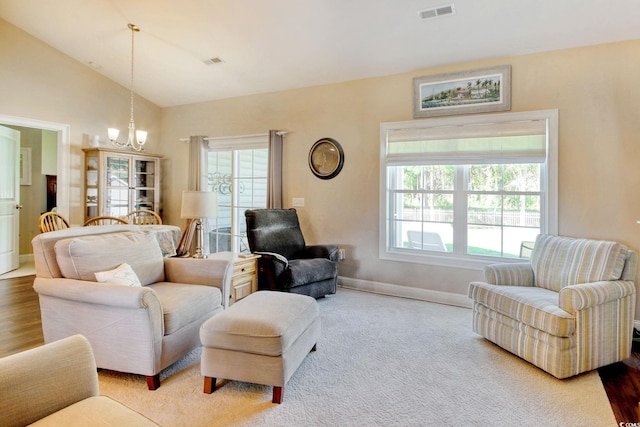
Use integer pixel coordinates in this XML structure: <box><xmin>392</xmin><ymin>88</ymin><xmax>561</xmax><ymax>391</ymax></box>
<box><xmin>418</xmin><ymin>3</ymin><xmax>456</xmax><ymax>20</ymax></box>
<box><xmin>203</xmin><ymin>57</ymin><xmax>224</xmax><ymax>65</ymax></box>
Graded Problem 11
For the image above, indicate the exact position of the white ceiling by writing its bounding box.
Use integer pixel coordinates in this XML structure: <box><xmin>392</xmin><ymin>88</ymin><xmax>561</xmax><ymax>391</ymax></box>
<box><xmin>2</xmin><ymin>0</ymin><xmax>640</xmax><ymax>108</ymax></box>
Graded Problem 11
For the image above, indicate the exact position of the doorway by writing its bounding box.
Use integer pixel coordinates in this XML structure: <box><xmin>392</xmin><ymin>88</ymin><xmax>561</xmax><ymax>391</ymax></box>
<box><xmin>0</xmin><ymin>114</ymin><xmax>70</xmax><ymax>269</ymax></box>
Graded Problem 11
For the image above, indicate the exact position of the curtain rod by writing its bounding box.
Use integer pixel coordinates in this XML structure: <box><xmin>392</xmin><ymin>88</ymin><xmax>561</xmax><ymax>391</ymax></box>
<box><xmin>179</xmin><ymin>131</ymin><xmax>287</xmax><ymax>143</ymax></box>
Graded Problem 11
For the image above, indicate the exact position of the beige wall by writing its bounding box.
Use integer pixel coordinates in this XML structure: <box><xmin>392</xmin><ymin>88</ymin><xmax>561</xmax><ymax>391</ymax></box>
<box><xmin>160</xmin><ymin>39</ymin><xmax>640</xmax><ymax>310</ymax></box>
<box><xmin>3</xmin><ymin>16</ymin><xmax>640</xmax><ymax>313</ymax></box>
<box><xmin>0</xmin><ymin>18</ymin><xmax>162</xmax><ymax>229</ymax></box>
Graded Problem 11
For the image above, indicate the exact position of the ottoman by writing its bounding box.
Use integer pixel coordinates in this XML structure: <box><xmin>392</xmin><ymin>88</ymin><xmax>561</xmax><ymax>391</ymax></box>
<box><xmin>199</xmin><ymin>291</ymin><xmax>320</xmax><ymax>403</ymax></box>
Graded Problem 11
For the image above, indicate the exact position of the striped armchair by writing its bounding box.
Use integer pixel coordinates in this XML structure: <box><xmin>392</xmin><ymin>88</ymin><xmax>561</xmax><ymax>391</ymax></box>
<box><xmin>468</xmin><ymin>234</ymin><xmax>637</xmax><ymax>379</ymax></box>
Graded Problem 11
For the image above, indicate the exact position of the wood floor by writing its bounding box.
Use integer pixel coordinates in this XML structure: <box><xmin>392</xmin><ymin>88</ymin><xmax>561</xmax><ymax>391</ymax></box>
<box><xmin>0</xmin><ymin>275</ymin><xmax>43</xmax><ymax>357</ymax></box>
<box><xmin>1</xmin><ymin>274</ymin><xmax>637</xmax><ymax>423</ymax></box>
<box><xmin>600</xmin><ymin>344</ymin><xmax>640</xmax><ymax>423</ymax></box>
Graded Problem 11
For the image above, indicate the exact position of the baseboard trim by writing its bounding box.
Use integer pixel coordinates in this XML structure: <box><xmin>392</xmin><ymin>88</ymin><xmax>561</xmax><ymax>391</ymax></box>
<box><xmin>338</xmin><ymin>276</ymin><xmax>472</xmax><ymax>309</ymax></box>
<box><xmin>19</xmin><ymin>253</ymin><xmax>34</xmax><ymax>263</ymax></box>
<box><xmin>338</xmin><ymin>276</ymin><xmax>640</xmax><ymax>329</ymax></box>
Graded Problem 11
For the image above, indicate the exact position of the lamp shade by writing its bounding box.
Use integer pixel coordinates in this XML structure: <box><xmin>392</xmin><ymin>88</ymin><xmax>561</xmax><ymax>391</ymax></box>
<box><xmin>108</xmin><ymin>128</ymin><xmax>120</xmax><ymax>141</ymax></box>
<box><xmin>180</xmin><ymin>191</ymin><xmax>218</xmax><ymax>219</ymax></box>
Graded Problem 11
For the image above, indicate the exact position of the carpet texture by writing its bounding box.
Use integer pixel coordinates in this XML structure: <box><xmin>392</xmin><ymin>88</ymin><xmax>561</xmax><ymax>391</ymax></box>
<box><xmin>99</xmin><ymin>288</ymin><xmax>616</xmax><ymax>426</ymax></box>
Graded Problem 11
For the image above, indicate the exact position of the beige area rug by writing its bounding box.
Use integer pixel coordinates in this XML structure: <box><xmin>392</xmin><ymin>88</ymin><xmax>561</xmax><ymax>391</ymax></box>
<box><xmin>99</xmin><ymin>288</ymin><xmax>616</xmax><ymax>427</ymax></box>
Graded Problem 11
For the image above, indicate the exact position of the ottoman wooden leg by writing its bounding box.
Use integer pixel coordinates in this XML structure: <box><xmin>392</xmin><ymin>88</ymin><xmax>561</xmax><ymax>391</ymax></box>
<box><xmin>203</xmin><ymin>376</ymin><xmax>217</xmax><ymax>394</ymax></box>
<box><xmin>272</xmin><ymin>386</ymin><xmax>283</xmax><ymax>404</ymax></box>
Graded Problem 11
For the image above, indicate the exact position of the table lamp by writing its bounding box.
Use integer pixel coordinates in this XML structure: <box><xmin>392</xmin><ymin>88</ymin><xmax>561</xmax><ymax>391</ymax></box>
<box><xmin>180</xmin><ymin>191</ymin><xmax>218</xmax><ymax>258</ymax></box>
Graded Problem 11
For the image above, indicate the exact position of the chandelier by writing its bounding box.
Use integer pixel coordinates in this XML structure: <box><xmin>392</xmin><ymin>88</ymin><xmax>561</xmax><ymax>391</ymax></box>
<box><xmin>108</xmin><ymin>23</ymin><xmax>147</xmax><ymax>151</ymax></box>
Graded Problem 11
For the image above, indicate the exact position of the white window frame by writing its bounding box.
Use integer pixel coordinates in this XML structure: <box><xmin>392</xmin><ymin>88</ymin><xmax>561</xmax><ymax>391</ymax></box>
<box><xmin>379</xmin><ymin>109</ymin><xmax>558</xmax><ymax>270</ymax></box>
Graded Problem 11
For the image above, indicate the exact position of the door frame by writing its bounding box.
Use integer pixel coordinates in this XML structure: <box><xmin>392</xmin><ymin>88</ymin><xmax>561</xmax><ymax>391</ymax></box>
<box><xmin>0</xmin><ymin>114</ymin><xmax>70</xmax><ymax>218</ymax></box>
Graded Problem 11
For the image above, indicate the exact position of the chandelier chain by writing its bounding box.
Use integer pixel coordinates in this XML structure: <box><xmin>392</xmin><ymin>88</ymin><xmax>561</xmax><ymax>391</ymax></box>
<box><xmin>130</xmin><ymin>23</ymin><xmax>135</xmax><ymax>125</ymax></box>
<box><xmin>109</xmin><ymin>23</ymin><xmax>146</xmax><ymax>151</ymax></box>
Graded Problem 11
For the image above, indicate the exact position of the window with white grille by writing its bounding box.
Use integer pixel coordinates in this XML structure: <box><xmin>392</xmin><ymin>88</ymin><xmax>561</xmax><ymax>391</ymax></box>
<box><xmin>380</xmin><ymin>110</ymin><xmax>558</xmax><ymax>269</ymax></box>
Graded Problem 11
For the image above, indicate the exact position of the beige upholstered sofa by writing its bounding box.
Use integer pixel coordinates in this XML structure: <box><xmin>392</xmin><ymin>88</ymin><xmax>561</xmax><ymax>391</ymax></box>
<box><xmin>32</xmin><ymin>225</ymin><xmax>233</xmax><ymax>389</ymax></box>
<box><xmin>0</xmin><ymin>335</ymin><xmax>158</xmax><ymax>426</ymax></box>
<box><xmin>469</xmin><ymin>234</ymin><xmax>637</xmax><ymax>379</ymax></box>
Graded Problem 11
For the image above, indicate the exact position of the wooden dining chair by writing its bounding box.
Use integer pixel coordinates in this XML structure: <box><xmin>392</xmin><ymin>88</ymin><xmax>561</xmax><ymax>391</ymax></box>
<box><xmin>38</xmin><ymin>211</ymin><xmax>70</xmax><ymax>233</ymax></box>
<box><xmin>125</xmin><ymin>209</ymin><xmax>162</xmax><ymax>225</ymax></box>
<box><xmin>83</xmin><ymin>216</ymin><xmax>130</xmax><ymax>226</ymax></box>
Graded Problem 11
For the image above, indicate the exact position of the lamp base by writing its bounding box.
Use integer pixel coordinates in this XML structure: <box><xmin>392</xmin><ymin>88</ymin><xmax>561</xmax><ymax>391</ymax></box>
<box><xmin>192</xmin><ymin>218</ymin><xmax>207</xmax><ymax>259</ymax></box>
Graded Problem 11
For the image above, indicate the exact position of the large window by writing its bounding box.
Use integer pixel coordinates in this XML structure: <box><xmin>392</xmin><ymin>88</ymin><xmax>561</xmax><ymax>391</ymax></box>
<box><xmin>206</xmin><ymin>135</ymin><xmax>269</xmax><ymax>253</ymax></box>
<box><xmin>380</xmin><ymin>110</ymin><xmax>558</xmax><ymax>269</ymax></box>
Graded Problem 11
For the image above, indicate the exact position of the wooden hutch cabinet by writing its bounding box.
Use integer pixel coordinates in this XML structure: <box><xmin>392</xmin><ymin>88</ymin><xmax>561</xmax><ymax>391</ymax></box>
<box><xmin>82</xmin><ymin>148</ymin><xmax>162</xmax><ymax>221</ymax></box>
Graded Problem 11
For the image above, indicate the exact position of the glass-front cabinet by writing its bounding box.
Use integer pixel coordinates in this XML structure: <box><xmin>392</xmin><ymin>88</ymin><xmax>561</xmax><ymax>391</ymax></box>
<box><xmin>83</xmin><ymin>148</ymin><xmax>162</xmax><ymax>221</ymax></box>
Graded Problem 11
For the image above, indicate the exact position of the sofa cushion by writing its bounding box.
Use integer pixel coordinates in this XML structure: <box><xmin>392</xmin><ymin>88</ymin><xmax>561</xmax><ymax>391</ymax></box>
<box><xmin>54</xmin><ymin>232</ymin><xmax>164</xmax><ymax>286</ymax></box>
<box><xmin>31</xmin><ymin>225</ymin><xmax>141</xmax><ymax>279</ymax></box>
<box><xmin>468</xmin><ymin>281</ymin><xmax>575</xmax><ymax>337</ymax></box>
<box><xmin>530</xmin><ymin>234</ymin><xmax>628</xmax><ymax>292</ymax></box>
<box><xmin>148</xmin><ymin>282</ymin><xmax>220</xmax><ymax>335</ymax></box>
<box><xmin>200</xmin><ymin>291</ymin><xmax>319</xmax><ymax>356</ymax></box>
<box><xmin>472</xmin><ymin>303</ymin><xmax>576</xmax><ymax>350</ymax></box>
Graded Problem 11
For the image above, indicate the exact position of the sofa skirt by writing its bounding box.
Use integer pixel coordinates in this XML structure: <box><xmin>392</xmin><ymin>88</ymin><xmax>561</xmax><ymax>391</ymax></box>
<box><xmin>472</xmin><ymin>303</ymin><xmax>577</xmax><ymax>379</ymax></box>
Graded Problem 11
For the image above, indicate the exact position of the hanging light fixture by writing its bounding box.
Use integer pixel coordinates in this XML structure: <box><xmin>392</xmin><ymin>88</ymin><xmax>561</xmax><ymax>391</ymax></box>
<box><xmin>108</xmin><ymin>23</ymin><xmax>147</xmax><ymax>151</ymax></box>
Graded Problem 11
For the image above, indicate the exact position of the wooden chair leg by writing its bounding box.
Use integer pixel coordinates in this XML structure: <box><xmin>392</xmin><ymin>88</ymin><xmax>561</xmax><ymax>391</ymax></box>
<box><xmin>146</xmin><ymin>374</ymin><xmax>160</xmax><ymax>390</ymax></box>
<box><xmin>272</xmin><ymin>386</ymin><xmax>283</xmax><ymax>404</ymax></box>
<box><xmin>203</xmin><ymin>376</ymin><xmax>217</xmax><ymax>394</ymax></box>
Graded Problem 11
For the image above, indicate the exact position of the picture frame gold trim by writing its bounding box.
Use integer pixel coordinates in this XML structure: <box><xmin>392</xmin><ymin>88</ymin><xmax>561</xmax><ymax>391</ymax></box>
<box><xmin>413</xmin><ymin>65</ymin><xmax>511</xmax><ymax>118</ymax></box>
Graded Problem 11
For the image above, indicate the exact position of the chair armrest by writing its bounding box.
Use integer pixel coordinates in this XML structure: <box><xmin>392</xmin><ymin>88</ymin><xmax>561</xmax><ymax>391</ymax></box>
<box><xmin>483</xmin><ymin>263</ymin><xmax>534</xmax><ymax>286</ymax></box>
<box><xmin>163</xmin><ymin>257</ymin><xmax>233</xmax><ymax>305</ymax></box>
<box><xmin>299</xmin><ymin>244</ymin><xmax>339</xmax><ymax>261</ymax></box>
<box><xmin>254</xmin><ymin>251</ymin><xmax>288</xmax><ymax>267</ymax></box>
<box><xmin>0</xmin><ymin>335</ymin><xmax>98</xmax><ymax>427</ymax></box>
<box><xmin>559</xmin><ymin>280</ymin><xmax>636</xmax><ymax>313</ymax></box>
<box><xmin>33</xmin><ymin>277</ymin><xmax>160</xmax><ymax>309</ymax></box>
<box><xmin>33</xmin><ymin>277</ymin><xmax>165</xmax><ymax>373</ymax></box>
<box><xmin>254</xmin><ymin>253</ymin><xmax>289</xmax><ymax>290</ymax></box>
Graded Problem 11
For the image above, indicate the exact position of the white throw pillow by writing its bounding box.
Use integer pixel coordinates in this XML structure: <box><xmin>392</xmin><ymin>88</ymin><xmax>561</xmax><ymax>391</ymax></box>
<box><xmin>95</xmin><ymin>263</ymin><xmax>142</xmax><ymax>287</ymax></box>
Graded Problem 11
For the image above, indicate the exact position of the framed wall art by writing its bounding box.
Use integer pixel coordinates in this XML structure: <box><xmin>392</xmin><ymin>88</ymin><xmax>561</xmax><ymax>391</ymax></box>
<box><xmin>413</xmin><ymin>65</ymin><xmax>511</xmax><ymax>118</ymax></box>
<box><xmin>308</xmin><ymin>137</ymin><xmax>344</xmax><ymax>180</ymax></box>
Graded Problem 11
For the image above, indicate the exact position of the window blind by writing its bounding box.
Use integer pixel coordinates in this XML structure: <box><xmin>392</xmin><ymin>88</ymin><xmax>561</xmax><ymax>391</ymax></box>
<box><xmin>385</xmin><ymin>119</ymin><xmax>547</xmax><ymax>165</ymax></box>
<box><xmin>205</xmin><ymin>133</ymin><xmax>268</xmax><ymax>151</ymax></box>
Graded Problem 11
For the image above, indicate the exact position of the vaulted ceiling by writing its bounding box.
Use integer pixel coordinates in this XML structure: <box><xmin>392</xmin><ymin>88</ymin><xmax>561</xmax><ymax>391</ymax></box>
<box><xmin>2</xmin><ymin>0</ymin><xmax>639</xmax><ymax>107</ymax></box>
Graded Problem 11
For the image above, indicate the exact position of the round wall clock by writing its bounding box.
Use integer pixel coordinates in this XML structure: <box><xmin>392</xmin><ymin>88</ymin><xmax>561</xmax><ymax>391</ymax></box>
<box><xmin>308</xmin><ymin>137</ymin><xmax>344</xmax><ymax>180</ymax></box>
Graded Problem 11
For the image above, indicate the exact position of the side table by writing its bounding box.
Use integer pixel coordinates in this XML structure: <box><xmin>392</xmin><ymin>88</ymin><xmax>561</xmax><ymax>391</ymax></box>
<box><xmin>228</xmin><ymin>253</ymin><xmax>261</xmax><ymax>306</ymax></box>
<box><xmin>207</xmin><ymin>252</ymin><xmax>261</xmax><ymax>307</ymax></box>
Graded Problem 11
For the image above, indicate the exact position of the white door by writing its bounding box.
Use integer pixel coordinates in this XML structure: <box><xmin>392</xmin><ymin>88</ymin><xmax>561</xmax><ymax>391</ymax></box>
<box><xmin>0</xmin><ymin>125</ymin><xmax>21</xmax><ymax>274</ymax></box>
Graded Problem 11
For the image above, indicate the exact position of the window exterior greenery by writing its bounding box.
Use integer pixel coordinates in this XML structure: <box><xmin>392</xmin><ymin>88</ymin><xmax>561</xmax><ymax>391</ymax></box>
<box><xmin>380</xmin><ymin>110</ymin><xmax>558</xmax><ymax>269</ymax></box>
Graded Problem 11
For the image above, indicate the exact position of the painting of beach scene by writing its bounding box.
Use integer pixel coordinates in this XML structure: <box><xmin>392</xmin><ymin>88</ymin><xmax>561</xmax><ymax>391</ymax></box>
<box><xmin>413</xmin><ymin>65</ymin><xmax>510</xmax><ymax>118</ymax></box>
